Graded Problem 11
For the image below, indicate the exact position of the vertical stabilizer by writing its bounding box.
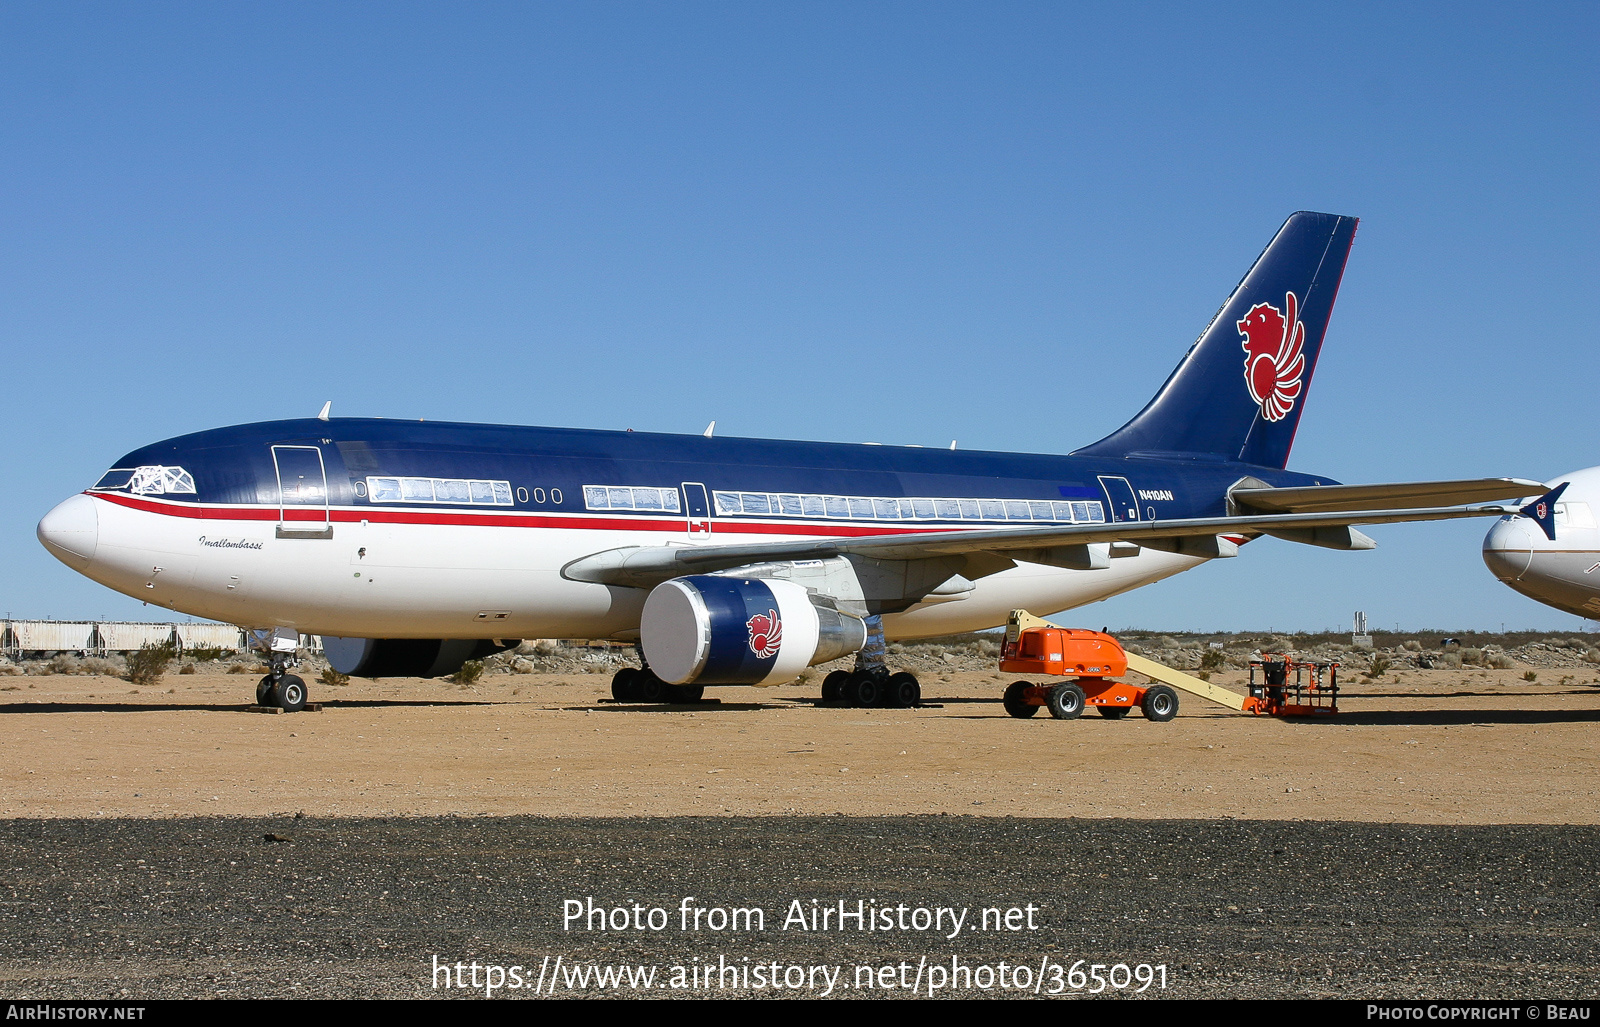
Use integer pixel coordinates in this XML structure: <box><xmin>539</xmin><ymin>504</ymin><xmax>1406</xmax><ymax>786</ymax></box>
<box><xmin>1073</xmin><ymin>212</ymin><xmax>1357</xmax><ymax>469</ymax></box>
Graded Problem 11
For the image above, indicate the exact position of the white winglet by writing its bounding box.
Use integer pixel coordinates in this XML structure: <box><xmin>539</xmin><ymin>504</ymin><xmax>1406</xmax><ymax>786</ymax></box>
<box><xmin>317</xmin><ymin>401</ymin><xmax>331</xmax><ymax>421</ymax></box>
<box><xmin>703</xmin><ymin>421</ymin><xmax>715</xmax><ymax>438</ymax></box>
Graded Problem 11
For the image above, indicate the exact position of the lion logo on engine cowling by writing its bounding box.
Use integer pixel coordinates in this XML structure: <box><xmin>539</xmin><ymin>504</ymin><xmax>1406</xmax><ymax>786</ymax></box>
<box><xmin>746</xmin><ymin>609</ymin><xmax>782</xmax><ymax>659</ymax></box>
<box><xmin>1237</xmin><ymin>291</ymin><xmax>1307</xmax><ymax>423</ymax></box>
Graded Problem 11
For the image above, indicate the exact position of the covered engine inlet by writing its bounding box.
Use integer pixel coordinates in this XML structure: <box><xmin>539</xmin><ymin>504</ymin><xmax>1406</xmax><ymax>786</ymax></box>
<box><xmin>640</xmin><ymin>575</ymin><xmax>867</xmax><ymax>686</ymax></box>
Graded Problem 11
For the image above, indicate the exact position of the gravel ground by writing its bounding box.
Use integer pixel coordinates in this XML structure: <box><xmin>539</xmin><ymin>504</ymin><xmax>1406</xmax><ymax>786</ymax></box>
<box><xmin>1</xmin><ymin>816</ymin><xmax>1596</xmax><ymax>999</ymax></box>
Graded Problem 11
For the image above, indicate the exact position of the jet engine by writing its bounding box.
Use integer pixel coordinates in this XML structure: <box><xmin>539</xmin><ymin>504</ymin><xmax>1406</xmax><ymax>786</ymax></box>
<box><xmin>322</xmin><ymin>637</ymin><xmax>519</xmax><ymax>678</ymax></box>
<box><xmin>640</xmin><ymin>575</ymin><xmax>866</xmax><ymax>686</ymax></box>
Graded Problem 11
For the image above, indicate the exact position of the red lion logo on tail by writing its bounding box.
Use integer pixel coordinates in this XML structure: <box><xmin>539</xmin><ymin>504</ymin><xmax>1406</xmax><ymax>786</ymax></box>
<box><xmin>1237</xmin><ymin>291</ymin><xmax>1306</xmax><ymax>422</ymax></box>
<box><xmin>746</xmin><ymin>609</ymin><xmax>782</xmax><ymax>659</ymax></box>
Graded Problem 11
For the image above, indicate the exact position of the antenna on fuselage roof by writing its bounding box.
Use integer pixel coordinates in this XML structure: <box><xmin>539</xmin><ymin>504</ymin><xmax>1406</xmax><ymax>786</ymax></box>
<box><xmin>316</xmin><ymin>401</ymin><xmax>331</xmax><ymax>421</ymax></box>
<box><xmin>950</xmin><ymin>440</ymin><xmax>957</xmax><ymax>450</ymax></box>
<box><xmin>703</xmin><ymin>421</ymin><xmax>716</xmax><ymax>438</ymax></box>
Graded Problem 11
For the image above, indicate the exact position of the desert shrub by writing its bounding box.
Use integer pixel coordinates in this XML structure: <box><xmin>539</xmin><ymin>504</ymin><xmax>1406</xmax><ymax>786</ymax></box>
<box><xmin>320</xmin><ymin>667</ymin><xmax>350</xmax><ymax>687</ymax></box>
<box><xmin>1367</xmin><ymin>655</ymin><xmax>1391</xmax><ymax>678</ymax></box>
<box><xmin>449</xmin><ymin>660</ymin><xmax>484</xmax><ymax>686</ymax></box>
<box><xmin>1403</xmin><ymin>640</ymin><xmax>1423</xmax><ymax>652</ymax></box>
<box><xmin>534</xmin><ymin>638</ymin><xmax>560</xmax><ymax>655</ymax></box>
<box><xmin>1487</xmin><ymin>653</ymin><xmax>1516</xmax><ymax>670</ymax></box>
<box><xmin>1199</xmin><ymin>649</ymin><xmax>1226</xmax><ymax>672</ymax></box>
<box><xmin>48</xmin><ymin>654</ymin><xmax>84</xmax><ymax>674</ymax></box>
<box><xmin>124</xmin><ymin>642</ymin><xmax>175</xmax><ymax>687</ymax></box>
<box><xmin>184</xmin><ymin>645</ymin><xmax>234</xmax><ymax>662</ymax></box>
<box><xmin>1460</xmin><ymin>648</ymin><xmax>1484</xmax><ymax>666</ymax></box>
<box><xmin>179</xmin><ymin>664</ymin><xmax>197</xmax><ymax>675</ymax></box>
<box><xmin>1438</xmin><ymin>652</ymin><xmax>1464</xmax><ymax>668</ymax></box>
<box><xmin>1584</xmin><ymin>649</ymin><xmax>1600</xmax><ymax>664</ymax></box>
<box><xmin>1523</xmin><ymin>670</ymin><xmax>1538</xmax><ymax>682</ymax></box>
<box><xmin>227</xmin><ymin>664</ymin><xmax>250</xmax><ymax>674</ymax></box>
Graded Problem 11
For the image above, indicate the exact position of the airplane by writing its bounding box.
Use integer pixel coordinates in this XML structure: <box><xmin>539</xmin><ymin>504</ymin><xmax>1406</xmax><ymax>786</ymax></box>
<box><xmin>1483</xmin><ymin>467</ymin><xmax>1600</xmax><ymax>619</ymax></box>
<box><xmin>36</xmin><ymin>211</ymin><xmax>1553</xmax><ymax>712</ymax></box>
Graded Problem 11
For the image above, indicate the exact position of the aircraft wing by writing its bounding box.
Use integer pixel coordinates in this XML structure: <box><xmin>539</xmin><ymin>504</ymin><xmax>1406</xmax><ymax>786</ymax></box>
<box><xmin>563</xmin><ymin>496</ymin><xmax>1538</xmax><ymax>589</ymax></box>
<box><xmin>1229</xmin><ymin>477</ymin><xmax>1544</xmax><ymax>514</ymax></box>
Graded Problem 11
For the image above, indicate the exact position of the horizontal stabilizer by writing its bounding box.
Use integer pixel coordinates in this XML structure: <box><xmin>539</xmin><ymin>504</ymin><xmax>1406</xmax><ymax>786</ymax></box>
<box><xmin>1231</xmin><ymin>477</ymin><xmax>1545</xmax><ymax>514</ymax></box>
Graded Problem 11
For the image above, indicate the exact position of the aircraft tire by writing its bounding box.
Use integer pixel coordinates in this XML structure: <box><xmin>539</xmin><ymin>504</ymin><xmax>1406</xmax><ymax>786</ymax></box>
<box><xmin>822</xmin><ymin>670</ymin><xmax>850</xmax><ymax>702</ymax></box>
<box><xmin>636</xmin><ymin>672</ymin><xmax>668</xmax><ymax>704</ymax></box>
<box><xmin>611</xmin><ymin>668</ymin><xmax>640</xmax><ymax>702</ymax></box>
<box><xmin>1047</xmin><ymin>683</ymin><xmax>1085</xmax><ymax>720</ymax></box>
<box><xmin>666</xmin><ymin>683</ymin><xmax>703</xmax><ymax>703</ymax></box>
<box><xmin>1002</xmin><ymin>681</ymin><xmax>1039</xmax><ymax>718</ymax></box>
<box><xmin>1141</xmin><ymin>685</ymin><xmax>1179</xmax><ymax>722</ymax></box>
<box><xmin>1097</xmin><ymin>705</ymin><xmax>1131</xmax><ymax>719</ymax></box>
<box><xmin>886</xmin><ymin>672</ymin><xmax>920</xmax><ymax>708</ymax></box>
<box><xmin>848</xmin><ymin>673</ymin><xmax>882</xmax><ymax>708</ymax></box>
<box><xmin>256</xmin><ymin>675</ymin><xmax>273</xmax><ymax>706</ymax></box>
<box><xmin>273</xmin><ymin>674</ymin><xmax>308</xmax><ymax>713</ymax></box>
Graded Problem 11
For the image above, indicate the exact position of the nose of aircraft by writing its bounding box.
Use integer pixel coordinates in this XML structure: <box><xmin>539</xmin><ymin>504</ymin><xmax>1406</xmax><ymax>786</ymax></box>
<box><xmin>1481</xmin><ymin>516</ymin><xmax>1536</xmax><ymax>581</ymax></box>
<box><xmin>37</xmin><ymin>493</ymin><xmax>100</xmax><ymax>565</ymax></box>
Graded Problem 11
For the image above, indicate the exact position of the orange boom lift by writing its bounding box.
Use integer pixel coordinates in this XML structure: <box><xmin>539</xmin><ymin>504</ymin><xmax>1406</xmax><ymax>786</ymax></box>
<box><xmin>997</xmin><ymin>610</ymin><xmax>1339</xmax><ymax>721</ymax></box>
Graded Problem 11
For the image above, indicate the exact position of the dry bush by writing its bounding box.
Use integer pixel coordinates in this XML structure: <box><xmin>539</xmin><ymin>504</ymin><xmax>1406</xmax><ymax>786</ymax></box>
<box><xmin>1403</xmin><ymin>640</ymin><xmax>1423</xmax><ymax>652</ymax></box>
<box><xmin>319</xmin><ymin>667</ymin><xmax>350</xmax><ymax>687</ymax></box>
<box><xmin>1523</xmin><ymin>671</ymin><xmax>1538</xmax><ymax>681</ymax></box>
<box><xmin>1584</xmin><ymin>649</ymin><xmax>1600</xmax><ymax>664</ymax></box>
<box><xmin>449</xmin><ymin>660</ymin><xmax>485</xmax><ymax>686</ymax></box>
<box><xmin>1438</xmin><ymin>652</ymin><xmax>1464</xmax><ymax>668</ymax></box>
<box><xmin>1487</xmin><ymin>653</ymin><xmax>1516</xmax><ymax>670</ymax></box>
<box><xmin>124</xmin><ymin>642</ymin><xmax>175</xmax><ymax>687</ymax></box>
<box><xmin>1460</xmin><ymin>647</ymin><xmax>1484</xmax><ymax>666</ymax></box>
<box><xmin>184</xmin><ymin>645</ymin><xmax>235</xmax><ymax>662</ymax></box>
<box><xmin>178</xmin><ymin>664</ymin><xmax>197</xmax><ymax>675</ymax></box>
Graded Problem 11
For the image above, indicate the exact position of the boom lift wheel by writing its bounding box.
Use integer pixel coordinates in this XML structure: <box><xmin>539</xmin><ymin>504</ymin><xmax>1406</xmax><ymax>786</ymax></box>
<box><xmin>1002</xmin><ymin>681</ymin><xmax>1038</xmax><ymax>718</ymax></box>
<box><xmin>1141</xmin><ymin>684</ymin><xmax>1179</xmax><ymax>722</ymax></box>
<box><xmin>886</xmin><ymin>672</ymin><xmax>920</xmax><ymax>708</ymax></box>
<box><xmin>1047</xmin><ymin>682</ymin><xmax>1085</xmax><ymax>720</ymax></box>
<box><xmin>822</xmin><ymin>670</ymin><xmax>850</xmax><ymax>702</ymax></box>
<box><xmin>273</xmin><ymin>674</ymin><xmax>308</xmax><ymax>713</ymax></box>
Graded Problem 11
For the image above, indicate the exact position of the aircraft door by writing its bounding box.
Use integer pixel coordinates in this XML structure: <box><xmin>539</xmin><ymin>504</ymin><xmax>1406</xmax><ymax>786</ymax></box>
<box><xmin>273</xmin><ymin>445</ymin><xmax>333</xmax><ymax>539</ymax></box>
<box><xmin>1097</xmin><ymin>476</ymin><xmax>1141</xmax><ymax>523</ymax></box>
<box><xmin>682</xmin><ymin>482</ymin><xmax>712</xmax><ymax>540</ymax></box>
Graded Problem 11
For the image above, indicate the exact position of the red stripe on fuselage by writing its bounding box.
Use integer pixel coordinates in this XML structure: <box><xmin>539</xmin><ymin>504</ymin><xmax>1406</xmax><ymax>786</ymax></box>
<box><xmin>86</xmin><ymin>491</ymin><xmax>970</xmax><ymax>539</ymax></box>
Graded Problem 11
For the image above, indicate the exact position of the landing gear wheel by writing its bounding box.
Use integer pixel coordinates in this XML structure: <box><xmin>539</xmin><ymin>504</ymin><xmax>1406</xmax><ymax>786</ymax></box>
<box><xmin>1003</xmin><ymin>681</ymin><xmax>1039</xmax><ymax>718</ymax></box>
<box><xmin>1097</xmin><ymin>705</ymin><xmax>1131</xmax><ymax>719</ymax></box>
<box><xmin>611</xmin><ymin>667</ymin><xmax>640</xmax><ymax>702</ymax></box>
<box><xmin>1047</xmin><ymin>683</ymin><xmax>1085</xmax><ymax>720</ymax></box>
<box><xmin>848</xmin><ymin>672</ymin><xmax>882</xmax><ymax>708</ymax></box>
<box><xmin>273</xmin><ymin>674</ymin><xmax>308</xmax><ymax>713</ymax></box>
<box><xmin>886</xmin><ymin>672</ymin><xmax>920</xmax><ymax>708</ymax></box>
<box><xmin>1141</xmin><ymin>684</ymin><xmax>1179</xmax><ymax>722</ymax></box>
<box><xmin>821</xmin><ymin>670</ymin><xmax>850</xmax><ymax>703</ymax></box>
<box><xmin>635</xmin><ymin>672</ymin><xmax>667</xmax><ymax>704</ymax></box>
<box><xmin>665</xmin><ymin>683</ymin><xmax>703</xmax><ymax>703</ymax></box>
<box><xmin>256</xmin><ymin>675</ymin><xmax>274</xmax><ymax>706</ymax></box>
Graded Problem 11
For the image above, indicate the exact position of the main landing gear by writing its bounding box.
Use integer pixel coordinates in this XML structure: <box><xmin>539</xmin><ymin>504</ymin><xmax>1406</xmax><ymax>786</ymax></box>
<box><xmin>819</xmin><ymin>614</ymin><xmax>921</xmax><ymax>708</ymax></box>
<box><xmin>610</xmin><ymin>666</ymin><xmax>704</xmax><ymax>705</ymax></box>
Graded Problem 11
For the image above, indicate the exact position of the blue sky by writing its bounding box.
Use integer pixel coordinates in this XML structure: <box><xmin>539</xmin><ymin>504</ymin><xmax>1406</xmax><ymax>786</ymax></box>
<box><xmin>2</xmin><ymin>2</ymin><xmax>1595</xmax><ymax>631</ymax></box>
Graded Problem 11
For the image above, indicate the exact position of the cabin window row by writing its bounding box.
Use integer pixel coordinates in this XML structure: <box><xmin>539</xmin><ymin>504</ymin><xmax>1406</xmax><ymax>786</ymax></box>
<box><xmin>582</xmin><ymin>486</ymin><xmax>684</xmax><ymax>513</ymax></box>
<box><xmin>710</xmin><ymin>492</ymin><xmax>1106</xmax><ymax>523</ymax></box>
<box><xmin>365</xmin><ymin>476</ymin><xmax>514</xmax><ymax>506</ymax></box>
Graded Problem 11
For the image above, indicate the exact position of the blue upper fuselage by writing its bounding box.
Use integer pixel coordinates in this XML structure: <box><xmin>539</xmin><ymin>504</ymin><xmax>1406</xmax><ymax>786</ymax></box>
<box><xmin>90</xmin><ymin>417</ymin><xmax>1336</xmax><ymax>528</ymax></box>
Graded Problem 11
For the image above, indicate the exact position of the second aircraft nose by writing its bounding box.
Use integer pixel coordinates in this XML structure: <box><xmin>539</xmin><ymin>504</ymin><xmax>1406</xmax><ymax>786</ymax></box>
<box><xmin>1481</xmin><ymin>516</ymin><xmax>1537</xmax><ymax>581</ymax></box>
<box><xmin>37</xmin><ymin>493</ymin><xmax>100</xmax><ymax>565</ymax></box>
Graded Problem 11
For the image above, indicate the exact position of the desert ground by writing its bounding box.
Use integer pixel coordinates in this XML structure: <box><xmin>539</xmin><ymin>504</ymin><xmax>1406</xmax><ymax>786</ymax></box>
<box><xmin>4</xmin><ymin>642</ymin><xmax>1598</xmax><ymax>999</ymax></box>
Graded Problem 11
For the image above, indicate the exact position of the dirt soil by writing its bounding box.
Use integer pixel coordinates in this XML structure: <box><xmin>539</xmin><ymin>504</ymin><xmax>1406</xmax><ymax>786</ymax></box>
<box><xmin>4</xmin><ymin>666</ymin><xmax>1599</xmax><ymax>824</ymax></box>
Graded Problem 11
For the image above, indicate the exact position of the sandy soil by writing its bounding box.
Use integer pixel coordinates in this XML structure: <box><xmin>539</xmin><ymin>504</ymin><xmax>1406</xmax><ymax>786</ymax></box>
<box><xmin>3</xmin><ymin>667</ymin><xmax>1598</xmax><ymax>823</ymax></box>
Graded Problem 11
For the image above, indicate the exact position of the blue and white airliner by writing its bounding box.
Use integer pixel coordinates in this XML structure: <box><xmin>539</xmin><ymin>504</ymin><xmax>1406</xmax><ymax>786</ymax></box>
<box><xmin>37</xmin><ymin>212</ymin><xmax>1555</xmax><ymax>710</ymax></box>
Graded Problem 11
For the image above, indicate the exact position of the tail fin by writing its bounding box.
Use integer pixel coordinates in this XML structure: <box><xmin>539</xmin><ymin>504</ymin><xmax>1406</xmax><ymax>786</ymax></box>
<box><xmin>1073</xmin><ymin>211</ymin><xmax>1357</xmax><ymax>469</ymax></box>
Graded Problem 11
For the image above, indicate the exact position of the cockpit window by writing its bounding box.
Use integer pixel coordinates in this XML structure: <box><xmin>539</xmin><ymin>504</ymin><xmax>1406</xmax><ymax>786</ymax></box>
<box><xmin>92</xmin><ymin>465</ymin><xmax>195</xmax><ymax>495</ymax></box>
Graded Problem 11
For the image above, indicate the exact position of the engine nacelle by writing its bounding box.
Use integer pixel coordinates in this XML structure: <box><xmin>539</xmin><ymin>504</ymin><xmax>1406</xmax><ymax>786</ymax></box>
<box><xmin>322</xmin><ymin>637</ymin><xmax>519</xmax><ymax>678</ymax></box>
<box><xmin>641</xmin><ymin>576</ymin><xmax>866</xmax><ymax>686</ymax></box>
